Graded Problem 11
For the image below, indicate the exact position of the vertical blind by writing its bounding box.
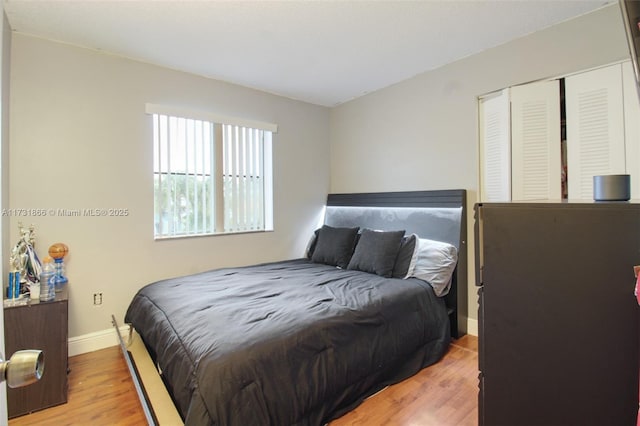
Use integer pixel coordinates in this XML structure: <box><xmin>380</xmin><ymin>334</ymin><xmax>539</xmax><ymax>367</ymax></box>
<box><xmin>151</xmin><ymin>107</ymin><xmax>274</xmax><ymax>239</ymax></box>
<box><xmin>222</xmin><ymin>124</ymin><xmax>265</xmax><ymax>232</ymax></box>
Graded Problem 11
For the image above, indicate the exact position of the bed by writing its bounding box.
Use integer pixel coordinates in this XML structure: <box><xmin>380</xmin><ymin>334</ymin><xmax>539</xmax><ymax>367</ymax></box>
<box><xmin>116</xmin><ymin>189</ymin><xmax>467</xmax><ymax>426</ymax></box>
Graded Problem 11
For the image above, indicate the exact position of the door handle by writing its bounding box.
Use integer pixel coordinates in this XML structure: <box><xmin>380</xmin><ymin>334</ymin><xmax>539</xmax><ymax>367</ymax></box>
<box><xmin>0</xmin><ymin>350</ymin><xmax>44</xmax><ymax>388</ymax></box>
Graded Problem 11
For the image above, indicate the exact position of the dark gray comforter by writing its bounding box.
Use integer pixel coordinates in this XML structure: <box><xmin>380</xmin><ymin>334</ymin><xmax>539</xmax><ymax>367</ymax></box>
<box><xmin>124</xmin><ymin>259</ymin><xmax>450</xmax><ymax>425</ymax></box>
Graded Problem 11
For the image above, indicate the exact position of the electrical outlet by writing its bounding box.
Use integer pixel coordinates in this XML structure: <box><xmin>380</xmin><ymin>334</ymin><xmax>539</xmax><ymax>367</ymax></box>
<box><xmin>93</xmin><ymin>292</ymin><xmax>103</xmax><ymax>306</ymax></box>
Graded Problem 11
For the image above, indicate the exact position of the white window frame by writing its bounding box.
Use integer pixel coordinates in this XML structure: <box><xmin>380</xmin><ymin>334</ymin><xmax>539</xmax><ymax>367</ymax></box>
<box><xmin>148</xmin><ymin>104</ymin><xmax>276</xmax><ymax>239</ymax></box>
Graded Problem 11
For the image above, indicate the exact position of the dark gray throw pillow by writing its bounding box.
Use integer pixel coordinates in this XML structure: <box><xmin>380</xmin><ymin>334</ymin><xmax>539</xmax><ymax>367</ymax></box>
<box><xmin>347</xmin><ymin>229</ymin><xmax>405</xmax><ymax>277</ymax></box>
<box><xmin>305</xmin><ymin>228</ymin><xmax>321</xmax><ymax>259</ymax></box>
<box><xmin>392</xmin><ymin>233</ymin><xmax>418</xmax><ymax>278</ymax></box>
<box><xmin>311</xmin><ymin>225</ymin><xmax>360</xmax><ymax>268</ymax></box>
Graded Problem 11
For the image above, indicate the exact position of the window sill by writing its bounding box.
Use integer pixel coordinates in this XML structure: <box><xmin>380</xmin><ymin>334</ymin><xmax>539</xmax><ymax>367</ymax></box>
<box><xmin>154</xmin><ymin>229</ymin><xmax>274</xmax><ymax>241</ymax></box>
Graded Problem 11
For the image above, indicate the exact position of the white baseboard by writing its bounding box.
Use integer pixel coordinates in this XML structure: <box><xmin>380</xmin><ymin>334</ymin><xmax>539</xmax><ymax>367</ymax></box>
<box><xmin>467</xmin><ymin>318</ymin><xmax>478</xmax><ymax>336</ymax></box>
<box><xmin>68</xmin><ymin>326</ymin><xmax>127</xmax><ymax>357</ymax></box>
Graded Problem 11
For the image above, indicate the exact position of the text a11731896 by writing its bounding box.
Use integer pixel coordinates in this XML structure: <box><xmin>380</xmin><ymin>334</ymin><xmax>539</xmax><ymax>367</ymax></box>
<box><xmin>1</xmin><ymin>208</ymin><xmax>130</xmax><ymax>217</ymax></box>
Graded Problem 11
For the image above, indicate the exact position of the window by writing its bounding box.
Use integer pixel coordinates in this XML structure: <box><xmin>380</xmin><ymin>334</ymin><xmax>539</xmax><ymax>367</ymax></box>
<box><xmin>148</xmin><ymin>104</ymin><xmax>275</xmax><ymax>239</ymax></box>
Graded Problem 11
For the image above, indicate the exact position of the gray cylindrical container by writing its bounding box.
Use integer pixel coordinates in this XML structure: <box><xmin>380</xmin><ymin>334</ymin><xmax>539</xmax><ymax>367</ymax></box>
<box><xmin>593</xmin><ymin>174</ymin><xmax>631</xmax><ymax>201</ymax></box>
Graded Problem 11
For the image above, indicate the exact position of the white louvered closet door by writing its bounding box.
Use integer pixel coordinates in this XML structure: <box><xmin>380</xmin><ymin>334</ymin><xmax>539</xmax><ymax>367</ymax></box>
<box><xmin>565</xmin><ymin>64</ymin><xmax>626</xmax><ymax>200</ymax></box>
<box><xmin>479</xmin><ymin>89</ymin><xmax>511</xmax><ymax>201</ymax></box>
<box><xmin>510</xmin><ymin>80</ymin><xmax>561</xmax><ymax>200</ymax></box>
<box><xmin>622</xmin><ymin>60</ymin><xmax>640</xmax><ymax>199</ymax></box>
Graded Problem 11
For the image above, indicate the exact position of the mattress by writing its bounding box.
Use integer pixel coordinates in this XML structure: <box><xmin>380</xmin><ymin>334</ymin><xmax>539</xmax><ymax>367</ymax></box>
<box><xmin>124</xmin><ymin>259</ymin><xmax>450</xmax><ymax>425</ymax></box>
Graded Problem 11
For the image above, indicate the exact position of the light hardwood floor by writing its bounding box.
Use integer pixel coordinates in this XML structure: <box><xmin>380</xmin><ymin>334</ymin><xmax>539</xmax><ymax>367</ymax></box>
<box><xmin>8</xmin><ymin>335</ymin><xmax>478</xmax><ymax>426</ymax></box>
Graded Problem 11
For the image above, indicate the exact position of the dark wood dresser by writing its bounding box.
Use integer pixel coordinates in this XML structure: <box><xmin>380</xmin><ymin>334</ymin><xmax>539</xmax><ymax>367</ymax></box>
<box><xmin>476</xmin><ymin>202</ymin><xmax>640</xmax><ymax>426</ymax></box>
<box><xmin>4</xmin><ymin>289</ymin><xmax>68</xmax><ymax>418</ymax></box>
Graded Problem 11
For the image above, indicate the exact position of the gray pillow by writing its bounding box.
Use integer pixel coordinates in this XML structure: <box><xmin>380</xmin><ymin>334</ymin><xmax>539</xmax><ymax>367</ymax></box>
<box><xmin>392</xmin><ymin>233</ymin><xmax>418</xmax><ymax>278</ymax></box>
<box><xmin>311</xmin><ymin>225</ymin><xmax>359</xmax><ymax>268</ymax></box>
<box><xmin>406</xmin><ymin>237</ymin><xmax>458</xmax><ymax>296</ymax></box>
<box><xmin>347</xmin><ymin>229</ymin><xmax>405</xmax><ymax>277</ymax></box>
<box><xmin>305</xmin><ymin>228</ymin><xmax>321</xmax><ymax>259</ymax></box>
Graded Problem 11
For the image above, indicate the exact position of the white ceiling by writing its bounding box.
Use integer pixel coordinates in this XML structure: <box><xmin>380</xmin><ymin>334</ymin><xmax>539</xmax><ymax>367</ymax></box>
<box><xmin>4</xmin><ymin>0</ymin><xmax>614</xmax><ymax>107</ymax></box>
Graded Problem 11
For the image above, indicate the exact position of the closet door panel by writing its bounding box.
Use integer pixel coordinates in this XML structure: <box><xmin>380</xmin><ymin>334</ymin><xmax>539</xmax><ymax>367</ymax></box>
<box><xmin>510</xmin><ymin>80</ymin><xmax>561</xmax><ymax>200</ymax></box>
<box><xmin>479</xmin><ymin>89</ymin><xmax>511</xmax><ymax>202</ymax></box>
<box><xmin>623</xmin><ymin>60</ymin><xmax>640</xmax><ymax>199</ymax></box>
<box><xmin>566</xmin><ymin>64</ymin><xmax>626</xmax><ymax>199</ymax></box>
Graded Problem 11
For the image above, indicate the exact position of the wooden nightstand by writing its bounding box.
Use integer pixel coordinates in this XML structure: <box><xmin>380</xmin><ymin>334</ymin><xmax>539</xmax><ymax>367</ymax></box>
<box><xmin>4</xmin><ymin>288</ymin><xmax>68</xmax><ymax>418</ymax></box>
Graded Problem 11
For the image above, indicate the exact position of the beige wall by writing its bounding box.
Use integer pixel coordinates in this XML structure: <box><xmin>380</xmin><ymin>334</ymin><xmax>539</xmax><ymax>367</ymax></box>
<box><xmin>9</xmin><ymin>34</ymin><xmax>330</xmax><ymax>338</ymax></box>
<box><xmin>329</xmin><ymin>4</ymin><xmax>631</xmax><ymax>321</ymax></box>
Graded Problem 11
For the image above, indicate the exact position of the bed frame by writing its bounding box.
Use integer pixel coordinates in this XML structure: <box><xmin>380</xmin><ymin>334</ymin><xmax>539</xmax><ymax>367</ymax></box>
<box><xmin>113</xmin><ymin>189</ymin><xmax>467</xmax><ymax>425</ymax></box>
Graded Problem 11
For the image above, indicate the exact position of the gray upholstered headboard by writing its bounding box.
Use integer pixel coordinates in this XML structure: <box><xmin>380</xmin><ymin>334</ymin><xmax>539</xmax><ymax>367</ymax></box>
<box><xmin>324</xmin><ymin>189</ymin><xmax>467</xmax><ymax>338</ymax></box>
